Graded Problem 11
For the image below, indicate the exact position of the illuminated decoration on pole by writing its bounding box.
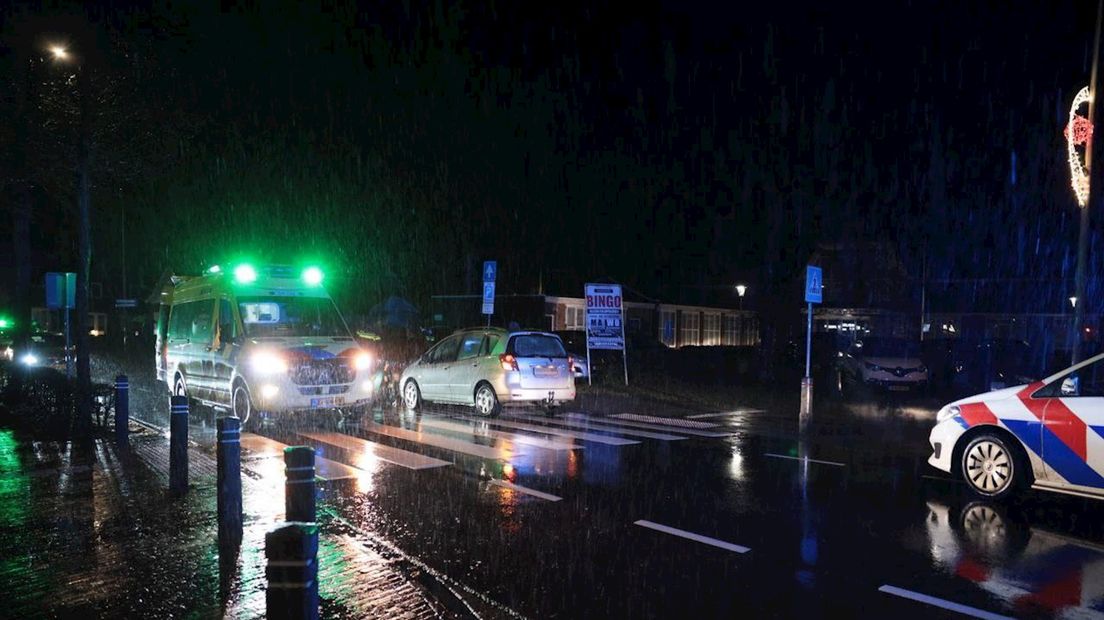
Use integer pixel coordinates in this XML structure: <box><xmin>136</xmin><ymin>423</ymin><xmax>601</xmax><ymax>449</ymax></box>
<box><xmin>1065</xmin><ymin>86</ymin><xmax>1093</xmax><ymax>207</ymax></box>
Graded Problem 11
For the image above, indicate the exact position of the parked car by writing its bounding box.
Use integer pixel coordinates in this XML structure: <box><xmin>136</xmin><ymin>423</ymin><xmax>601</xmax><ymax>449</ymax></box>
<box><xmin>400</xmin><ymin>328</ymin><xmax>576</xmax><ymax>417</ymax></box>
<box><xmin>929</xmin><ymin>349</ymin><xmax>1104</xmax><ymax>500</ymax></box>
<box><xmin>13</xmin><ymin>332</ymin><xmax>71</xmax><ymax>372</ymax></box>
<box><xmin>951</xmin><ymin>338</ymin><xmax>1035</xmax><ymax>394</ymax></box>
<box><xmin>837</xmin><ymin>337</ymin><xmax>929</xmax><ymax>393</ymax></box>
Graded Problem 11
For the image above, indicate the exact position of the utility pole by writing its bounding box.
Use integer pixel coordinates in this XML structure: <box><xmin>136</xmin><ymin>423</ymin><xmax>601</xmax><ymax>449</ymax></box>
<box><xmin>1077</xmin><ymin>0</ymin><xmax>1104</xmax><ymax>365</ymax></box>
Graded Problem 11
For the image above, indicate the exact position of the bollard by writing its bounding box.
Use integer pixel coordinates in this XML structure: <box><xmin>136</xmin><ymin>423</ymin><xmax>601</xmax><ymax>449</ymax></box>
<box><xmin>114</xmin><ymin>375</ymin><xmax>129</xmax><ymax>445</ymax></box>
<box><xmin>266</xmin><ymin>522</ymin><xmax>320</xmax><ymax>620</ymax></box>
<box><xmin>170</xmin><ymin>395</ymin><xmax>189</xmax><ymax>495</ymax></box>
<box><xmin>217</xmin><ymin>416</ymin><xmax>243</xmax><ymax>547</ymax></box>
<box><xmin>284</xmin><ymin>446</ymin><xmax>316</xmax><ymax>522</ymax></box>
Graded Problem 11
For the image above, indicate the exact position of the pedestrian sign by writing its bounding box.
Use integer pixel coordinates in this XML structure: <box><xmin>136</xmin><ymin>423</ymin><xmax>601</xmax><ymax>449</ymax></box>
<box><xmin>805</xmin><ymin>266</ymin><xmax>822</xmax><ymax>304</ymax></box>
<box><xmin>483</xmin><ymin>261</ymin><xmax>497</xmax><ymax>283</ymax></box>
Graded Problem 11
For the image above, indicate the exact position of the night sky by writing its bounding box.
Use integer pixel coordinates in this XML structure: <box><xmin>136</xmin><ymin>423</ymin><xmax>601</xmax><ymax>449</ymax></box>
<box><xmin>1</xmin><ymin>0</ymin><xmax>1100</xmax><ymax>316</ymax></box>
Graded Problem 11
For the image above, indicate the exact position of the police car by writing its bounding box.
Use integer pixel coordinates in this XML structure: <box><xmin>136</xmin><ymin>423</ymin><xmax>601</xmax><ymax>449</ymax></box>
<box><xmin>929</xmin><ymin>351</ymin><xmax>1104</xmax><ymax>500</ymax></box>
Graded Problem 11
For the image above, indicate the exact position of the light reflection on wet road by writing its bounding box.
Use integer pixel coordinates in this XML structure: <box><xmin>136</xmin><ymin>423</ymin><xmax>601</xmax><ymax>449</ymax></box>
<box><xmin>163</xmin><ymin>398</ymin><xmax>1104</xmax><ymax>619</ymax></box>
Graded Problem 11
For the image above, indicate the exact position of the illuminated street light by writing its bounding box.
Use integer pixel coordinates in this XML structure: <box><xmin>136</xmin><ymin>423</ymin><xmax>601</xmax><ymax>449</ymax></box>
<box><xmin>1071</xmin><ymin>296</ymin><xmax>1078</xmax><ymax>309</ymax></box>
<box><xmin>735</xmin><ymin>284</ymin><xmax>747</xmax><ymax>310</ymax></box>
<box><xmin>49</xmin><ymin>45</ymin><xmax>68</xmax><ymax>61</ymax></box>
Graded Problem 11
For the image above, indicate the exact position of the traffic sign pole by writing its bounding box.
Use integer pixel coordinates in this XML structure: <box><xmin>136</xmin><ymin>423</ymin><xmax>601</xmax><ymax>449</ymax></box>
<box><xmin>800</xmin><ymin>266</ymin><xmax>822</xmax><ymax>435</ymax></box>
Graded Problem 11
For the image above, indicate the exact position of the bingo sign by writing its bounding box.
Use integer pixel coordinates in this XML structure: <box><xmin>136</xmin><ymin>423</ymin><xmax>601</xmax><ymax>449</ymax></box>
<box><xmin>585</xmin><ymin>283</ymin><xmax>625</xmax><ymax>350</ymax></box>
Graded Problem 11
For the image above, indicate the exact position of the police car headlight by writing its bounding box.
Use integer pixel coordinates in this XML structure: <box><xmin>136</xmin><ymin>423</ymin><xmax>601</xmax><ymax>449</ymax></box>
<box><xmin>252</xmin><ymin>351</ymin><xmax>288</xmax><ymax>375</ymax></box>
<box><xmin>937</xmin><ymin>405</ymin><xmax>960</xmax><ymax>422</ymax></box>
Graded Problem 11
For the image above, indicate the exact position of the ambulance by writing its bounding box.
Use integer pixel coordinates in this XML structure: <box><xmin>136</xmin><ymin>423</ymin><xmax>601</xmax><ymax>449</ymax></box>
<box><xmin>929</xmin><ymin>351</ymin><xmax>1104</xmax><ymax>500</ymax></box>
<box><xmin>156</xmin><ymin>263</ymin><xmax>374</xmax><ymax>426</ymax></box>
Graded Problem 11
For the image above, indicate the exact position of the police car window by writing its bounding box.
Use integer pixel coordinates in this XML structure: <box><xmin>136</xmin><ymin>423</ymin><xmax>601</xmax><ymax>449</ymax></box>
<box><xmin>1059</xmin><ymin>358</ymin><xmax>1104</xmax><ymax>397</ymax></box>
<box><xmin>457</xmin><ymin>333</ymin><xmax>483</xmax><ymax>360</ymax></box>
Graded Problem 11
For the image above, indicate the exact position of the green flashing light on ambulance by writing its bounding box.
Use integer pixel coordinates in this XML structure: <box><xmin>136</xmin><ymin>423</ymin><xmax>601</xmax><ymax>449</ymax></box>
<box><xmin>155</xmin><ymin>263</ymin><xmax>373</xmax><ymax>428</ymax></box>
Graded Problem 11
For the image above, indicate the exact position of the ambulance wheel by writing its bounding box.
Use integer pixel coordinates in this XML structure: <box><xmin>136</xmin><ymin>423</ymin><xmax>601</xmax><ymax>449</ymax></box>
<box><xmin>233</xmin><ymin>381</ymin><xmax>256</xmax><ymax>430</ymax></box>
<box><xmin>959</xmin><ymin>432</ymin><xmax>1027</xmax><ymax>500</ymax></box>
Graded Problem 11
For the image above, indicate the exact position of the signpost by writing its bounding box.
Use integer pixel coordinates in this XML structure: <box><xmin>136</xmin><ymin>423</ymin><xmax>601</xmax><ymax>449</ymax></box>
<box><xmin>482</xmin><ymin>261</ymin><xmax>496</xmax><ymax>324</ymax></box>
<box><xmin>801</xmin><ymin>265</ymin><xmax>822</xmax><ymax>432</ymax></box>
<box><xmin>46</xmin><ymin>272</ymin><xmax>76</xmax><ymax>378</ymax></box>
<box><xmin>584</xmin><ymin>283</ymin><xmax>628</xmax><ymax>386</ymax></box>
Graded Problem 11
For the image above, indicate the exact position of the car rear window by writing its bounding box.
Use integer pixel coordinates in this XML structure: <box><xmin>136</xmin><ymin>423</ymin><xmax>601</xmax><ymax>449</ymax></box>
<box><xmin>510</xmin><ymin>334</ymin><xmax>567</xmax><ymax>358</ymax></box>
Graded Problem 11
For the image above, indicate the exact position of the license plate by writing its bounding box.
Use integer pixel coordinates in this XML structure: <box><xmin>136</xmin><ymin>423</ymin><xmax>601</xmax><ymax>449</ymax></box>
<box><xmin>887</xmin><ymin>385</ymin><xmax>909</xmax><ymax>392</ymax></box>
<box><xmin>533</xmin><ymin>366</ymin><xmax>559</xmax><ymax>377</ymax></box>
<box><xmin>310</xmin><ymin>396</ymin><xmax>345</xmax><ymax>408</ymax></box>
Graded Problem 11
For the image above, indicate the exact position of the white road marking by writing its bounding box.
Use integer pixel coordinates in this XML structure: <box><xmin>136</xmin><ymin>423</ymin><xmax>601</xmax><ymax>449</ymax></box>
<box><xmin>764</xmin><ymin>453</ymin><xmax>846</xmax><ymax>467</ymax></box>
<box><xmin>417</xmin><ymin>417</ymin><xmax>580</xmax><ymax>451</ymax></box>
<box><xmin>634</xmin><ymin>520</ymin><xmax>750</xmax><ymax>554</ymax></box>
<box><xmin>610</xmin><ymin>413</ymin><xmax>719</xmax><ymax>428</ymax></box>
<box><xmin>687</xmin><ymin>409</ymin><xmax>766</xmax><ymax>419</ymax></box>
<box><xmin>878</xmin><ymin>585</ymin><xmax>1013</xmax><ymax>620</ymax></box>
<box><xmin>565</xmin><ymin>413</ymin><xmax>733</xmax><ymax>438</ymax></box>
<box><xmin>297</xmin><ymin>431</ymin><xmax>452</xmax><ymax>470</ymax></box>
<box><xmin>454</xmin><ymin>416</ymin><xmax>640</xmax><ymax>446</ymax></box>
<box><xmin>239</xmin><ymin>433</ymin><xmax>363</xmax><ymax>481</ymax></box>
<box><xmin>513</xmin><ymin>414</ymin><xmax>687</xmax><ymax>441</ymax></box>
<box><xmin>362</xmin><ymin>421</ymin><xmax>514</xmax><ymax>460</ymax></box>
<box><xmin>488</xmin><ymin>479</ymin><xmax>562</xmax><ymax>501</ymax></box>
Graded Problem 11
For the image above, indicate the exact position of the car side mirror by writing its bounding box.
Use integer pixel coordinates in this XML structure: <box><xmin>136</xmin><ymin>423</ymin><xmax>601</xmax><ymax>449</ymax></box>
<box><xmin>1061</xmin><ymin>376</ymin><xmax>1079</xmax><ymax>396</ymax></box>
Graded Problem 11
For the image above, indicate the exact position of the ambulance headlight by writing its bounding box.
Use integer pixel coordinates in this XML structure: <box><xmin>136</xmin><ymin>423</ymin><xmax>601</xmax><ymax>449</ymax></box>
<box><xmin>252</xmin><ymin>351</ymin><xmax>288</xmax><ymax>375</ymax></box>
<box><xmin>353</xmin><ymin>351</ymin><xmax>372</xmax><ymax>371</ymax></box>
<box><xmin>937</xmin><ymin>405</ymin><xmax>960</xmax><ymax>422</ymax></box>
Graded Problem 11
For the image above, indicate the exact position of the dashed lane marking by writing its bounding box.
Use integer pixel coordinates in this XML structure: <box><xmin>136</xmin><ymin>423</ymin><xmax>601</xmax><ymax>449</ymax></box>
<box><xmin>878</xmin><ymin>585</ymin><xmax>1012</xmax><ymax>620</ymax></box>
<box><xmin>764</xmin><ymin>453</ymin><xmax>846</xmax><ymax>467</ymax></box>
<box><xmin>488</xmin><ymin>479</ymin><xmax>562</xmax><ymax>501</ymax></box>
<box><xmin>634</xmin><ymin>520</ymin><xmax>750</xmax><ymax>554</ymax></box>
<box><xmin>297</xmin><ymin>431</ymin><xmax>452</xmax><ymax>470</ymax></box>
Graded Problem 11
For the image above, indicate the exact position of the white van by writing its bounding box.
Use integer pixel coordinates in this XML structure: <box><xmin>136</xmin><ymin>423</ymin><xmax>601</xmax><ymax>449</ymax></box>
<box><xmin>156</xmin><ymin>264</ymin><xmax>374</xmax><ymax>426</ymax></box>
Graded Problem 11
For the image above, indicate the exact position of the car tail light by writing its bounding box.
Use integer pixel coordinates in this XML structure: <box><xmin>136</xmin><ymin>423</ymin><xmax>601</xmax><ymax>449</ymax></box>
<box><xmin>499</xmin><ymin>353</ymin><xmax>518</xmax><ymax>371</ymax></box>
<box><xmin>567</xmin><ymin>356</ymin><xmax>573</xmax><ymax>370</ymax></box>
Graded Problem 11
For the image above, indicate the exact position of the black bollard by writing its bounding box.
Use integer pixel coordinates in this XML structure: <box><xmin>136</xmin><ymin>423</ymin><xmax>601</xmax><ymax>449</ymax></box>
<box><xmin>284</xmin><ymin>446</ymin><xmax>316</xmax><ymax>522</ymax></box>
<box><xmin>217</xmin><ymin>416</ymin><xmax>243</xmax><ymax>547</ymax></box>
<box><xmin>170</xmin><ymin>395</ymin><xmax>189</xmax><ymax>495</ymax></box>
<box><xmin>114</xmin><ymin>375</ymin><xmax>129</xmax><ymax>445</ymax></box>
<box><xmin>266</xmin><ymin>522</ymin><xmax>319</xmax><ymax>620</ymax></box>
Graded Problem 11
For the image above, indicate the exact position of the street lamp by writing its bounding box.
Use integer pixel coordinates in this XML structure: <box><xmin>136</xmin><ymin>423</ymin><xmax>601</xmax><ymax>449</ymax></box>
<box><xmin>735</xmin><ymin>284</ymin><xmax>747</xmax><ymax>310</ymax></box>
<box><xmin>49</xmin><ymin>45</ymin><xmax>68</xmax><ymax>61</ymax></box>
<box><xmin>1071</xmin><ymin>296</ymin><xmax>1079</xmax><ymax>309</ymax></box>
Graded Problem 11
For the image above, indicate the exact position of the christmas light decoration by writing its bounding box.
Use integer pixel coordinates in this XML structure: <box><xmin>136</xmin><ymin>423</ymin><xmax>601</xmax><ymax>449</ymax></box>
<box><xmin>1065</xmin><ymin>86</ymin><xmax>1092</xmax><ymax>207</ymax></box>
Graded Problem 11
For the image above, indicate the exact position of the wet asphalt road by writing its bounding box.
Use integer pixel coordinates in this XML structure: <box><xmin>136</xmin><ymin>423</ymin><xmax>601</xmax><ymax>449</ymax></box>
<box><xmin>132</xmin><ymin>392</ymin><xmax>1104</xmax><ymax>619</ymax></box>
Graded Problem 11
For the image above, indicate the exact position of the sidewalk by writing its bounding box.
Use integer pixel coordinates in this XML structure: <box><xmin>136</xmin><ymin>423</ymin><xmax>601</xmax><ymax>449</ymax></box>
<box><xmin>0</xmin><ymin>425</ymin><xmax>462</xmax><ymax>619</ymax></box>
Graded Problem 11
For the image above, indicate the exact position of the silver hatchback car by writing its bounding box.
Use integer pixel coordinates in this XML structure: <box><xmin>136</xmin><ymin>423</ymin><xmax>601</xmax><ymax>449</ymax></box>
<box><xmin>400</xmin><ymin>328</ymin><xmax>576</xmax><ymax>417</ymax></box>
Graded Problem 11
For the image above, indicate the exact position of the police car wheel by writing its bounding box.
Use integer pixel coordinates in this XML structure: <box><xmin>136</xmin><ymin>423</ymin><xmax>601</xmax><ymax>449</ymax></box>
<box><xmin>960</xmin><ymin>434</ymin><xmax>1019</xmax><ymax>499</ymax></box>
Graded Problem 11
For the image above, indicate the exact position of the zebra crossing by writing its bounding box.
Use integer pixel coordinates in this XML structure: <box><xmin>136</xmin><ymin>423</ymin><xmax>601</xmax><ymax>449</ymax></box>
<box><xmin>241</xmin><ymin>409</ymin><xmax>738</xmax><ymax>498</ymax></box>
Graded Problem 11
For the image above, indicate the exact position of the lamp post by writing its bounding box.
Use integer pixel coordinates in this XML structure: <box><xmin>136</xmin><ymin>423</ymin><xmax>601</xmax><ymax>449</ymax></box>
<box><xmin>50</xmin><ymin>43</ymin><xmax>94</xmax><ymax>435</ymax></box>
<box><xmin>735</xmin><ymin>284</ymin><xmax>747</xmax><ymax>311</ymax></box>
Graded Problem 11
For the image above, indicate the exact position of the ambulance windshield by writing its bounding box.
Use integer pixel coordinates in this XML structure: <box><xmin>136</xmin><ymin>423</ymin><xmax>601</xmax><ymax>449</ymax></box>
<box><xmin>238</xmin><ymin>296</ymin><xmax>347</xmax><ymax>338</ymax></box>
